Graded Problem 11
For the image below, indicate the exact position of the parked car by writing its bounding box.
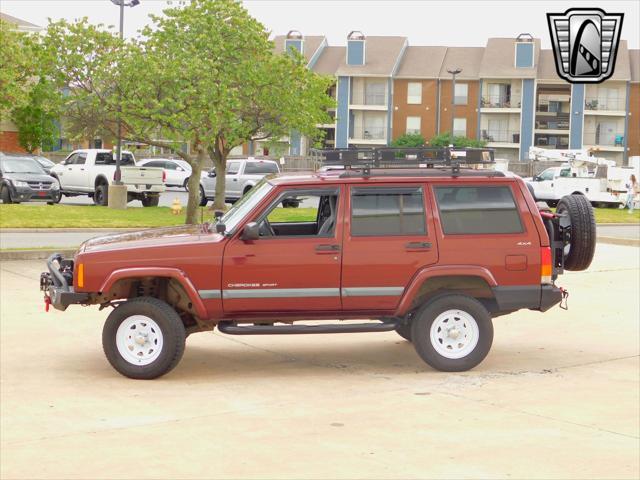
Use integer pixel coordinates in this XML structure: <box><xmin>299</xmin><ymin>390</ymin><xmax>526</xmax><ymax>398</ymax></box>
<box><xmin>41</xmin><ymin>146</ymin><xmax>596</xmax><ymax>379</ymax></box>
<box><xmin>0</xmin><ymin>153</ymin><xmax>61</xmax><ymax>204</ymax></box>
<box><xmin>199</xmin><ymin>158</ymin><xmax>280</xmax><ymax>206</ymax></box>
<box><xmin>49</xmin><ymin>149</ymin><xmax>165</xmax><ymax>207</ymax></box>
<box><xmin>138</xmin><ymin>158</ymin><xmax>192</xmax><ymax>189</ymax></box>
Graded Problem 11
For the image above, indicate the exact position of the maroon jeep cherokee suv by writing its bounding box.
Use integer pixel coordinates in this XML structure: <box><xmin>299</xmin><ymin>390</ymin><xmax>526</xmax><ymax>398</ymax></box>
<box><xmin>41</xmin><ymin>147</ymin><xmax>596</xmax><ymax>379</ymax></box>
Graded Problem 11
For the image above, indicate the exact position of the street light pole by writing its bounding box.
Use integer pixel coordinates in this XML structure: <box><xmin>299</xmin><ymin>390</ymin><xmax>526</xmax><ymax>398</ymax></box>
<box><xmin>447</xmin><ymin>68</ymin><xmax>462</xmax><ymax>138</ymax></box>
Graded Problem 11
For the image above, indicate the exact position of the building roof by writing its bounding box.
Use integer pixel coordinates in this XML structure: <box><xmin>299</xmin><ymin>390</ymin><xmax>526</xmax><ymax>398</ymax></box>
<box><xmin>394</xmin><ymin>46</ymin><xmax>447</xmax><ymax>78</ymax></box>
<box><xmin>439</xmin><ymin>47</ymin><xmax>484</xmax><ymax>80</ymax></box>
<box><xmin>630</xmin><ymin>49</ymin><xmax>640</xmax><ymax>83</ymax></box>
<box><xmin>606</xmin><ymin>40</ymin><xmax>631</xmax><ymax>81</ymax></box>
<box><xmin>335</xmin><ymin>36</ymin><xmax>407</xmax><ymax>77</ymax></box>
<box><xmin>272</xmin><ymin>35</ymin><xmax>326</xmax><ymax>66</ymax></box>
<box><xmin>479</xmin><ymin>37</ymin><xmax>541</xmax><ymax>79</ymax></box>
<box><xmin>0</xmin><ymin>12</ymin><xmax>41</xmax><ymax>31</ymax></box>
<box><xmin>311</xmin><ymin>46</ymin><xmax>346</xmax><ymax>75</ymax></box>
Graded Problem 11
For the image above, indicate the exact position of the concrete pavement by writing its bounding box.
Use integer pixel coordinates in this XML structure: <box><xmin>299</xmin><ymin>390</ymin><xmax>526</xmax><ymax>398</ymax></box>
<box><xmin>1</xmin><ymin>244</ymin><xmax>638</xmax><ymax>479</ymax></box>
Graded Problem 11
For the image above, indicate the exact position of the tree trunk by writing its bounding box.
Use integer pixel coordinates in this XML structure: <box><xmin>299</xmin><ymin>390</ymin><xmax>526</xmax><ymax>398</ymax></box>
<box><xmin>211</xmin><ymin>150</ymin><xmax>227</xmax><ymax>212</ymax></box>
<box><xmin>184</xmin><ymin>148</ymin><xmax>207</xmax><ymax>224</ymax></box>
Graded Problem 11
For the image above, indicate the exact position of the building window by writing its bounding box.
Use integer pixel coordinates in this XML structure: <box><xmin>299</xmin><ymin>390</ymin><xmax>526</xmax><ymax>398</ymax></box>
<box><xmin>407</xmin><ymin>82</ymin><xmax>422</xmax><ymax>104</ymax></box>
<box><xmin>454</xmin><ymin>83</ymin><xmax>468</xmax><ymax>105</ymax></box>
<box><xmin>453</xmin><ymin>118</ymin><xmax>466</xmax><ymax>137</ymax></box>
<box><xmin>406</xmin><ymin>116</ymin><xmax>421</xmax><ymax>135</ymax></box>
<box><xmin>351</xmin><ymin>187</ymin><xmax>426</xmax><ymax>236</ymax></box>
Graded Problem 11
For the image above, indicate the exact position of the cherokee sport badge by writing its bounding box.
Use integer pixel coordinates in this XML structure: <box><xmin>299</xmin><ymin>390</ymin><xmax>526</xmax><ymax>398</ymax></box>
<box><xmin>547</xmin><ymin>8</ymin><xmax>624</xmax><ymax>83</ymax></box>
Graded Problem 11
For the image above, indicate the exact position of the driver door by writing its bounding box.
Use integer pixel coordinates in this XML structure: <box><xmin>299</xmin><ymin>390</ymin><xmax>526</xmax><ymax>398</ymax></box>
<box><xmin>222</xmin><ymin>186</ymin><xmax>343</xmax><ymax>313</ymax></box>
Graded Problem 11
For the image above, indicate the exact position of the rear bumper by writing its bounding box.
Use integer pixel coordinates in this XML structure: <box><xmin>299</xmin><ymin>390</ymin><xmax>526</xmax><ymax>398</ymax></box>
<box><xmin>40</xmin><ymin>253</ymin><xmax>89</xmax><ymax>311</ymax></box>
<box><xmin>492</xmin><ymin>285</ymin><xmax>563</xmax><ymax>313</ymax></box>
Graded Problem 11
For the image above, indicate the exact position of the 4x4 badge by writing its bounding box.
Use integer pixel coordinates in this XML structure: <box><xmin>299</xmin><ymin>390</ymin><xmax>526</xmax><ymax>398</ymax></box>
<box><xmin>547</xmin><ymin>8</ymin><xmax>624</xmax><ymax>84</ymax></box>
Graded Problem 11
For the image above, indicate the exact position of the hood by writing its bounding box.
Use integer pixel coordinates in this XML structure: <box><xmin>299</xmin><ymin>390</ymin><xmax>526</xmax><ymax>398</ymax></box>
<box><xmin>3</xmin><ymin>172</ymin><xmax>57</xmax><ymax>183</ymax></box>
<box><xmin>81</xmin><ymin>223</ymin><xmax>224</xmax><ymax>253</ymax></box>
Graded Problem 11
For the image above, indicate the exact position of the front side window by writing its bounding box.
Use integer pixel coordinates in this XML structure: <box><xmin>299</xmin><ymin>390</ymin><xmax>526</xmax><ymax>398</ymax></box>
<box><xmin>351</xmin><ymin>186</ymin><xmax>426</xmax><ymax>236</ymax></box>
<box><xmin>406</xmin><ymin>116</ymin><xmax>421</xmax><ymax>135</ymax></box>
<box><xmin>435</xmin><ymin>186</ymin><xmax>523</xmax><ymax>235</ymax></box>
<box><xmin>538</xmin><ymin>168</ymin><xmax>555</xmax><ymax>181</ymax></box>
<box><xmin>407</xmin><ymin>82</ymin><xmax>422</xmax><ymax>104</ymax></box>
<box><xmin>227</xmin><ymin>162</ymin><xmax>241</xmax><ymax>175</ymax></box>
<box><xmin>255</xmin><ymin>189</ymin><xmax>339</xmax><ymax>238</ymax></box>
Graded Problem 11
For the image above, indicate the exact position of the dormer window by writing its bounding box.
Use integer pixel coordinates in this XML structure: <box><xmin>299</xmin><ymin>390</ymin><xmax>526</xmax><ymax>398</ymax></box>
<box><xmin>285</xmin><ymin>30</ymin><xmax>304</xmax><ymax>55</ymax></box>
<box><xmin>347</xmin><ymin>31</ymin><xmax>366</xmax><ymax>66</ymax></box>
<box><xmin>515</xmin><ymin>33</ymin><xmax>534</xmax><ymax>68</ymax></box>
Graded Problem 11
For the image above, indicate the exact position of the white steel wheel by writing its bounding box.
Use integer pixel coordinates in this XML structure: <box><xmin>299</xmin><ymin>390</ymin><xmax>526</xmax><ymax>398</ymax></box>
<box><xmin>116</xmin><ymin>315</ymin><xmax>164</xmax><ymax>366</ymax></box>
<box><xmin>429</xmin><ymin>309</ymin><xmax>479</xmax><ymax>359</ymax></box>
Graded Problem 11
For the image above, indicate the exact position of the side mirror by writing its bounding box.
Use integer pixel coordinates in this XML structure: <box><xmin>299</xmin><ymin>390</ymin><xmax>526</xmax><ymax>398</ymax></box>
<box><xmin>207</xmin><ymin>170</ymin><xmax>216</xmax><ymax>178</ymax></box>
<box><xmin>241</xmin><ymin>222</ymin><xmax>260</xmax><ymax>241</ymax></box>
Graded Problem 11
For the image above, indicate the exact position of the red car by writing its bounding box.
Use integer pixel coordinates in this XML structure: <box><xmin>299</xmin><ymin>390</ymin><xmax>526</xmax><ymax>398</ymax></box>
<box><xmin>41</xmin><ymin>147</ymin><xmax>595</xmax><ymax>379</ymax></box>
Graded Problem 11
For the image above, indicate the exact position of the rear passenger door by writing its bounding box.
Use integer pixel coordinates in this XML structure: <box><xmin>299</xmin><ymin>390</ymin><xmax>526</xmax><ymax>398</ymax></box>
<box><xmin>341</xmin><ymin>185</ymin><xmax>438</xmax><ymax>310</ymax></box>
<box><xmin>225</xmin><ymin>161</ymin><xmax>242</xmax><ymax>199</ymax></box>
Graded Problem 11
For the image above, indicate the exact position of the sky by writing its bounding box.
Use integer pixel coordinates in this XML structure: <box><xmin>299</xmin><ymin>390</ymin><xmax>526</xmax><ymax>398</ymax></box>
<box><xmin>1</xmin><ymin>0</ymin><xmax>638</xmax><ymax>49</ymax></box>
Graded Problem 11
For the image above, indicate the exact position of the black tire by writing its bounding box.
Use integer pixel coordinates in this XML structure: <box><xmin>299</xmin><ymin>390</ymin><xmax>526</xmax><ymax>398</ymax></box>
<box><xmin>102</xmin><ymin>297</ymin><xmax>186</xmax><ymax>380</ymax></box>
<box><xmin>183</xmin><ymin>178</ymin><xmax>190</xmax><ymax>190</ymax></box>
<box><xmin>94</xmin><ymin>183</ymin><xmax>108</xmax><ymax>206</ymax></box>
<box><xmin>395</xmin><ymin>322</ymin><xmax>412</xmax><ymax>342</ymax></box>
<box><xmin>142</xmin><ymin>195</ymin><xmax>160</xmax><ymax>207</ymax></box>
<box><xmin>411</xmin><ymin>294</ymin><xmax>493</xmax><ymax>372</ymax></box>
<box><xmin>1</xmin><ymin>185</ymin><xmax>13</xmax><ymax>204</ymax></box>
<box><xmin>47</xmin><ymin>189</ymin><xmax>62</xmax><ymax>205</ymax></box>
<box><xmin>198</xmin><ymin>185</ymin><xmax>208</xmax><ymax>207</ymax></box>
<box><xmin>557</xmin><ymin>194</ymin><xmax>596</xmax><ymax>271</ymax></box>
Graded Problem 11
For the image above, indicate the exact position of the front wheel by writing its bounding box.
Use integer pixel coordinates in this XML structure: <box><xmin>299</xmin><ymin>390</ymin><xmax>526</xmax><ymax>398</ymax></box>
<box><xmin>102</xmin><ymin>297</ymin><xmax>186</xmax><ymax>379</ymax></box>
<box><xmin>1</xmin><ymin>185</ymin><xmax>13</xmax><ymax>204</ymax></box>
<box><xmin>411</xmin><ymin>294</ymin><xmax>493</xmax><ymax>372</ymax></box>
<box><xmin>94</xmin><ymin>184</ymin><xmax>108</xmax><ymax>206</ymax></box>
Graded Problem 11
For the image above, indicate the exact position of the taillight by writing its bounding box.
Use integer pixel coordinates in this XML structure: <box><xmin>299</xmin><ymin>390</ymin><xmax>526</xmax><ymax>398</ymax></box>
<box><xmin>162</xmin><ymin>170</ymin><xmax>167</xmax><ymax>183</ymax></box>
<box><xmin>540</xmin><ymin>247</ymin><xmax>552</xmax><ymax>284</ymax></box>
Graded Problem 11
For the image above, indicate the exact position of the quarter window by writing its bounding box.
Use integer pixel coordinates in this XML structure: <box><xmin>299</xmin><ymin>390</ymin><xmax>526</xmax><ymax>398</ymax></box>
<box><xmin>351</xmin><ymin>187</ymin><xmax>426</xmax><ymax>236</ymax></box>
<box><xmin>407</xmin><ymin>82</ymin><xmax>422</xmax><ymax>104</ymax></box>
<box><xmin>435</xmin><ymin>186</ymin><xmax>523</xmax><ymax>235</ymax></box>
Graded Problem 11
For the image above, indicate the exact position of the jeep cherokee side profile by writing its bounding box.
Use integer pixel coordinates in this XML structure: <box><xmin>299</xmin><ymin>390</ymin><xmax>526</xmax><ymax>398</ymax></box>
<box><xmin>41</xmin><ymin>147</ymin><xmax>595</xmax><ymax>379</ymax></box>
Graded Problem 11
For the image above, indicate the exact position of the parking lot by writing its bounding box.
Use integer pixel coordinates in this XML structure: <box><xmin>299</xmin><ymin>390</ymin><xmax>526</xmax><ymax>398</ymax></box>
<box><xmin>1</xmin><ymin>244</ymin><xmax>639</xmax><ymax>479</ymax></box>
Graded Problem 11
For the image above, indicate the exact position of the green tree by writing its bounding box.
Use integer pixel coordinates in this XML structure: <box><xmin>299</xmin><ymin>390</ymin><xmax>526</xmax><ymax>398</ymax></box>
<box><xmin>42</xmin><ymin>0</ymin><xmax>333</xmax><ymax>223</ymax></box>
<box><xmin>390</xmin><ymin>133</ymin><xmax>426</xmax><ymax>148</ymax></box>
<box><xmin>0</xmin><ymin>20</ymin><xmax>37</xmax><ymax>117</ymax></box>
<box><xmin>10</xmin><ymin>80</ymin><xmax>59</xmax><ymax>152</ymax></box>
<box><xmin>428</xmin><ymin>132</ymin><xmax>487</xmax><ymax>148</ymax></box>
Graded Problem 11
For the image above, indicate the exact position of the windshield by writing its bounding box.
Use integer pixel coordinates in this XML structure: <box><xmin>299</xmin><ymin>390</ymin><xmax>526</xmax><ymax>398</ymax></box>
<box><xmin>1</xmin><ymin>158</ymin><xmax>45</xmax><ymax>174</ymax></box>
<box><xmin>220</xmin><ymin>179</ymin><xmax>274</xmax><ymax>233</ymax></box>
<box><xmin>35</xmin><ymin>157</ymin><xmax>55</xmax><ymax>167</ymax></box>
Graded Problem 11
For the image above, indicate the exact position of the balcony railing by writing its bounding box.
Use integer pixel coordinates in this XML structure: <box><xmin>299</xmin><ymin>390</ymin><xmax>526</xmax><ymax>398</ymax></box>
<box><xmin>534</xmin><ymin>135</ymin><xmax>569</xmax><ymax>148</ymax></box>
<box><xmin>535</xmin><ymin>119</ymin><xmax>570</xmax><ymax>130</ymax></box>
<box><xmin>481</xmin><ymin>95</ymin><xmax>521</xmax><ymax>108</ymax></box>
<box><xmin>583</xmin><ymin>130</ymin><xmax>625</xmax><ymax>146</ymax></box>
<box><xmin>480</xmin><ymin>129</ymin><xmax>520</xmax><ymax>143</ymax></box>
<box><xmin>584</xmin><ymin>97</ymin><xmax>626</xmax><ymax>111</ymax></box>
<box><xmin>350</xmin><ymin>126</ymin><xmax>386</xmax><ymax>140</ymax></box>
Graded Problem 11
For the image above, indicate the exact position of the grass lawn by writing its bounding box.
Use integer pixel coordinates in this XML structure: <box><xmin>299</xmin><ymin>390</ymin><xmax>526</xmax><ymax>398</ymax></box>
<box><xmin>0</xmin><ymin>203</ymin><xmax>636</xmax><ymax>229</ymax></box>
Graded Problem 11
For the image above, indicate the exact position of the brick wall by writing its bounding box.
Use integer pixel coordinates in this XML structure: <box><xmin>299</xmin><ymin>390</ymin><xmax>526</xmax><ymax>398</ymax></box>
<box><xmin>0</xmin><ymin>131</ymin><xmax>26</xmax><ymax>153</ymax></box>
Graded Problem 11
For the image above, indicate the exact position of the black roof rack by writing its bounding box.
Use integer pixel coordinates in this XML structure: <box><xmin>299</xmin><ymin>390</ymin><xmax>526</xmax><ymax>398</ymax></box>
<box><xmin>310</xmin><ymin>146</ymin><xmax>496</xmax><ymax>177</ymax></box>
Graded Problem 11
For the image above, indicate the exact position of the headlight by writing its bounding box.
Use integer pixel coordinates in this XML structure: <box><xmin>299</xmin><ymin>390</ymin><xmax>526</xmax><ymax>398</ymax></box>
<box><xmin>12</xmin><ymin>180</ymin><xmax>29</xmax><ymax>188</ymax></box>
<box><xmin>50</xmin><ymin>180</ymin><xmax>60</xmax><ymax>190</ymax></box>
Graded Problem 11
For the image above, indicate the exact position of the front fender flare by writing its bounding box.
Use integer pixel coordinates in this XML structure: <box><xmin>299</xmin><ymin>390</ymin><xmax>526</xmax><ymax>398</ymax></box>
<box><xmin>99</xmin><ymin>267</ymin><xmax>208</xmax><ymax>319</ymax></box>
<box><xmin>394</xmin><ymin>265</ymin><xmax>498</xmax><ymax>316</ymax></box>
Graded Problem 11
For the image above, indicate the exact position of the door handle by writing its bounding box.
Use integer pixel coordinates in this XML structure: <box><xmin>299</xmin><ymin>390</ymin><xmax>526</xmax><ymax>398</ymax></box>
<box><xmin>405</xmin><ymin>241</ymin><xmax>432</xmax><ymax>250</ymax></box>
<box><xmin>80</xmin><ymin>168</ymin><xmax>85</xmax><ymax>171</ymax></box>
<box><xmin>233</xmin><ymin>179</ymin><xmax>238</xmax><ymax>182</ymax></box>
<box><xmin>315</xmin><ymin>244</ymin><xmax>340</xmax><ymax>253</ymax></box>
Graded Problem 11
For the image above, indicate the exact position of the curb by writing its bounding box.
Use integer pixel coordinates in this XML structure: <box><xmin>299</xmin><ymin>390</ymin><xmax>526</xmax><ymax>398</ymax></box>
<box><xmin>598</xmin><ymin>223</ymin><xmax>640</xmax><ymax>227</ymax></box>
<box><xmin>597</xmin><ymin>237</ymin><xmax>640</xmax><ymax>247</ymax></box>
<box><xmin>1</xmin><ymin>249</ymin><xmax>77</xmax><ymax>261</ymax></box>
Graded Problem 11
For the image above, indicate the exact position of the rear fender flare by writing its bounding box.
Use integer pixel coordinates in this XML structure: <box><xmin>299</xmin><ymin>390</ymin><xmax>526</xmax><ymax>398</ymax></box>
<box><xmin>395</xmin><ymin>265</ymin><xmax>498</xmax><ymax>316</ymax></box>
<box><xmin>99</xmin><ymin>267</ymin><xmax>208</xmax><ymax>319</ymax></box>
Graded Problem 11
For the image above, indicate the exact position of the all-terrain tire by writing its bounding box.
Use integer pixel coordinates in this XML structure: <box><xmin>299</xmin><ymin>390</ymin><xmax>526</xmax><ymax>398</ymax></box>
<box><xmin>94</xmin><ymin>183</ymin><xmax>108</xmax><ymax>206</ymax></box>
<box><xmin>411</xmin><ymin>294</ymin><xmax>493</xmax><ymax>372</ymax></box>
<box><xmin>1</xmin><ymin>185</ymin><xmax>13</xmax><ymax>204</ymax></box>
<box><xmin>102</xmin><ymin>297</ymin><xmax>186</xmax><ymax>380</ymax></box>
<box><xmin>556</xmin><ymin>194</ymin><xmax>596</xmax><ymax>271</ymax></box>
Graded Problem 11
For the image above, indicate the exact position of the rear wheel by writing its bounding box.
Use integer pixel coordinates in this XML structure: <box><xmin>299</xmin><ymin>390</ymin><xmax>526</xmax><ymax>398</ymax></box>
<box><xmin>557</xmin><ymin>194</ymin><xmax>596</xmax><ymax>271</ymax></box>
<box><xmin>102</xmin><ymin>297</ymin><xmax>186</xmax><ymax>379</ymax></box>
<box><xmin>94</xmin><ymin>183</ymin><xmax>108</xmax><ymax>206</ymax></box>
<box><xmin>142</xmin><ymin>195</ymin><xmax>160</xmax><ymax>207</ymax></box>
<box><xmin>412</xmin><ymin>294</ymin><xmax>493</xmax><ymax>372</ymax></box>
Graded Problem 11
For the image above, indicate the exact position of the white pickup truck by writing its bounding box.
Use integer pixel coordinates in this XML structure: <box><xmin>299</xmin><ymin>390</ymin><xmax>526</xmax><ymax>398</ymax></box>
<box><xmin>199</xmin><ymin>158</ymin><xmax>280</xmax><ymax>206</ymax></box>
<box><xmin>50</xmin><ymin>149</ymin><xmax>166</xmax><ymax>207</ymax></box>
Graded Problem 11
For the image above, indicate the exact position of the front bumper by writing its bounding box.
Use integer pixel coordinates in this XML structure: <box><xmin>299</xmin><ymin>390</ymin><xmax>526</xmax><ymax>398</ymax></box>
<box><xmin>9</xmin><ymin>184</ymin><xmax>59</xmax><ymax>202</ymax></box>
<box><xmin>40</xmin><ymin>254</ymin><xmax>88</xmax><ymax>311</ymax></box>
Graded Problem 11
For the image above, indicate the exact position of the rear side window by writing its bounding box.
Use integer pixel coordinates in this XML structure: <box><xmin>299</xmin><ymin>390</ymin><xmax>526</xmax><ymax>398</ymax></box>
<box><xmin>434</xmin><ymin>186</ymin><xmax>523</xmax><ymax>235</ymax></box>
<box><xmin>244</xmin><ymin>162</ymin><xmax>279</xmax><ymax>174</ymax></box>
<box><xmin>95</xmin><ymin>153</ymin><xmax>135</xmax><ymax>165</ymax></box>
<box><xmin>351</xmin><ymin>186</ymin><xmax>426</xmax><ymax>236</ymax></box>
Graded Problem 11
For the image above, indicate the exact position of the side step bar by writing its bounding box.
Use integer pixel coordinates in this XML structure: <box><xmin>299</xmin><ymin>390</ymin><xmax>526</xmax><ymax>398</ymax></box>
<box><xmin>217</xmin><ymin>321</ymin><xmax>397</xmax><ymax>335</ymax></box>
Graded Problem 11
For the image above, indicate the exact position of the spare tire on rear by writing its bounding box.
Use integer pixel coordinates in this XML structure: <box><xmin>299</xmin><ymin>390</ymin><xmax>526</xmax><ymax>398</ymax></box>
<box><xmin>557</xmin><ymin>194</ymin><xmax>596</xmax><ymax>271</ymax></box>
